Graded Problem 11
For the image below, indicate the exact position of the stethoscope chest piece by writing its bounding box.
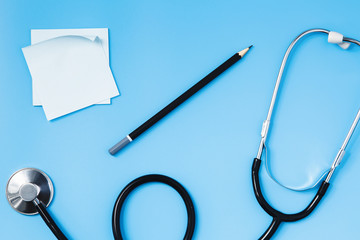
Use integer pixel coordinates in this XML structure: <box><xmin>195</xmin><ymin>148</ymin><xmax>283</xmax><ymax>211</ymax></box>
<box><xmin>6</xmin><ymin>168</ymin><xmax>54</xmax><ymax>215</ymax></box>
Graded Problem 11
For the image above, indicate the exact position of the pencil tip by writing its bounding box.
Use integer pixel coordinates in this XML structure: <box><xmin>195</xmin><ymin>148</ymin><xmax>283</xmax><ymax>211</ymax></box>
<box><xmin>238</xmin><ymin>45</ymin><xmax>253</xmax><ymax>57</ymax></box>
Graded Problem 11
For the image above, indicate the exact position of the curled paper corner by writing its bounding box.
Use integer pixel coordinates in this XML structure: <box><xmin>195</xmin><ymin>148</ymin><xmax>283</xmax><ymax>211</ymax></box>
<box><xmin>83</xmin><ymin>35</ymin><xmax>99</xmax><ymax>42</ymax></box>
<box><xmin>24</xmin><ymin>35</ymin><xmax>100</xmax><ymax>50</ymax></box>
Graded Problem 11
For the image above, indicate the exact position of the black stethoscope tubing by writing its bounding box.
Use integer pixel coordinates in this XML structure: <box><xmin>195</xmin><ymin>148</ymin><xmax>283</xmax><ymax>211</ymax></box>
<box><xmin>252</xmin><ymin>158</ymin><xmax>329</xmax><ymax>239</ymax></box>
<box><xmin>112</xmin><ymin>174</ymin><xmax>195</xmax><ymax>240</ymax></box>
<box><xmin>15</xmin><ymin>174</ymin><xmax>196</xmax><ymax>240</ymax></box>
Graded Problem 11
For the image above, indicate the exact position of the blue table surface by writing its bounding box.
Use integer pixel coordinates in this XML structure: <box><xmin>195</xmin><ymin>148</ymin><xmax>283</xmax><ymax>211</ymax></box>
<box><xmin>1</xmin><ymin>0</ymin><xmax>360</xmax><ymax>239</ymax></box>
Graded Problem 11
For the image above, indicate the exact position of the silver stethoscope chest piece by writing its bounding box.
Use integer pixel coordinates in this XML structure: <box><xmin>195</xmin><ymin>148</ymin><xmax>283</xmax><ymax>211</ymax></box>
<box><xmin>6</xmin><ymin>168</ymin><xmax>54</xmax><ymax>215</ymax></box>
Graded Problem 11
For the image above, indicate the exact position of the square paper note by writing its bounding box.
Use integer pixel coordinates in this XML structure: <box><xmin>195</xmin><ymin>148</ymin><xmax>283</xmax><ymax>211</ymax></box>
<box><xmin>22</xmin><ymin>35</ymin><xmax>119</xmax><ymax>120</ymax></box>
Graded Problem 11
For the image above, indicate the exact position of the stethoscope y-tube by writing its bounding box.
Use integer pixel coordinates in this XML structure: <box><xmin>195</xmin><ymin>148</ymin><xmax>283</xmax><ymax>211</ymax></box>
<box><xmin>252</xmin><ymin>158</ymin><xmax>329</xmax><ymax>239</ymax></box>
<box><xmin>253</xmin><ymin>28</ymin><xmax>360</xmax><ymax>239</ymax></box>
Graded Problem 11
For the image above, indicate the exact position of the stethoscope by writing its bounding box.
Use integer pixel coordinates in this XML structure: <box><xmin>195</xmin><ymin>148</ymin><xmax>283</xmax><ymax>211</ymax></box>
<box><xmin>6</xmin><ymin>168</ymin><xmax>195</xmax><ymax>240</ymax></box>
<box><xmin>252</xmin><ymin>28</ymin><xmax>360</xmax><ymax>239</ymax></box>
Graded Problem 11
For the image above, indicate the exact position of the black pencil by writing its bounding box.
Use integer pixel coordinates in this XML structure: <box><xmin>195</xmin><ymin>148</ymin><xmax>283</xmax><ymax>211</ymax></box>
<box><xmin>109</xmin><ymin>46</ymin><xmax>253</xmax><ymax>155</ymax></box>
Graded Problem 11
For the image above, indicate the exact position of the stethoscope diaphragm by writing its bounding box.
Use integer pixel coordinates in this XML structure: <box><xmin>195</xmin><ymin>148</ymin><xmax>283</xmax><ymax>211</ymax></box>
<box><xmin>6</xmin><ymin>168</ymin><xmax>54</xmax><ymax>215</ymax></box>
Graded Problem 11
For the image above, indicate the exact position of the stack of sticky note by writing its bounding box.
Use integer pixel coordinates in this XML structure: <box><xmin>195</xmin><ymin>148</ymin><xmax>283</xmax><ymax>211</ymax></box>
<box><xmin>22</xmin><ymin>28</ymin><xmax>119</xmax><ymax>120</ymax></box>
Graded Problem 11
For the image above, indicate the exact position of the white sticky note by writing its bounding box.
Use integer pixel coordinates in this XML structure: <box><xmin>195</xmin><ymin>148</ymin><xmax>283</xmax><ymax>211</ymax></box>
<box><xmin>22</xmin><ymin>36</ymin><xmax>119</xmax><ymax>120</ymax></box>
<box><xmin>31</xmin><ymin>28</ymin><xmax>111</xmax><ymax>105</ymax></box>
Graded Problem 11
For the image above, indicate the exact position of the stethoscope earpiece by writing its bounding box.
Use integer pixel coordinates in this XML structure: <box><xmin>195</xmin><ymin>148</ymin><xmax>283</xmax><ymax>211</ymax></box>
<box><xmin>6</xmin><ymin>168</ymin><xmax>54</xmax><ymax>215</ymax></box>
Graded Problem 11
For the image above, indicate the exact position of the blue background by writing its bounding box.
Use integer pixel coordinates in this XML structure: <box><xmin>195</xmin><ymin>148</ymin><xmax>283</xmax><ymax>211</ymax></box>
<box><xmin>1</xmin><ymin>0</ymin><xmax>360</xmax><ymax>239</ymax></box>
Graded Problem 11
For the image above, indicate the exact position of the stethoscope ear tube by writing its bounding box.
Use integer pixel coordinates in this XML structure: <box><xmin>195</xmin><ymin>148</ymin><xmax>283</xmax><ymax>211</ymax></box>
<box><xmin>252</xmin><ymin>28</ymin><xmax>360</xmax><ymax>239</ymax></box>
<box><xmin>252</xmin><ymin>158</ymin><xmax>329</xmax><ymax>240</ymax></box>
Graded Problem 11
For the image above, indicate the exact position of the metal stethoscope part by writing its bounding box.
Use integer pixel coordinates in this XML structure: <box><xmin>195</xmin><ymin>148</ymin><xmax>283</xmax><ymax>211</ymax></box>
<box><xmin>253</xmin><ymin>28</ymin><xmax>360</xmax><ymax>240</ymax></box>
<box><xmin>6</xmin><ymin>168</ymin><xmax>54</xmax><ymax>215</ymax></box>
<box><xmin>6</xmin><ymin>168</ymin><xmax>68</xmax><ymax>239</ymax></box>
